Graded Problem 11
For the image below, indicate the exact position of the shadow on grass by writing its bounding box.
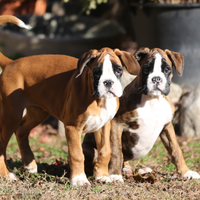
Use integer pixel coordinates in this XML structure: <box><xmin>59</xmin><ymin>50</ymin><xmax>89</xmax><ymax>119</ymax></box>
<box><xmin>7</xmin><ymin>158</ymin><xmax>71</xmax><ymax>178</ymax></box>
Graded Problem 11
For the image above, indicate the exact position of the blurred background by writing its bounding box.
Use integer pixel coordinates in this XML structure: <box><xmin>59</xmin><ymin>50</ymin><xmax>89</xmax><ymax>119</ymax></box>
<box><xmin>0</xmin><ymin>0</ymin><xmax>137</xmax><ymax>58</ymax></box>
<box><xmin>1</xmin><ymin>0</ymin><xmax>200</xmax><ymax>139</ymax></box>
<box><xmin>0</xmin><ymin>0</ymin><xmax>138</xmax><ymax>136</ymax></box>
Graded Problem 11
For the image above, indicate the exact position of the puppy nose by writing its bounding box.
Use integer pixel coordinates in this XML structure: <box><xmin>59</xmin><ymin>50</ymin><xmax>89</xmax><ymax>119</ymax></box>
<box><xmin>103</xmin><ymin>80</ymin><xmax>114</xmax><ymax>88</ymax></box>
<box><xmin>152</xmin><ymin>76</ymin><xmax>162</xmax><ymax>83</ymax></box>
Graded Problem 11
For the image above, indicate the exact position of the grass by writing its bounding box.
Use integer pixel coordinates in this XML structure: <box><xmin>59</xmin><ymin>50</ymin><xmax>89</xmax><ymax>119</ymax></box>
<box><xmin>0</xmin><ymin>129</ymin><xmax>200</xmax><ymax>199</ymax></box>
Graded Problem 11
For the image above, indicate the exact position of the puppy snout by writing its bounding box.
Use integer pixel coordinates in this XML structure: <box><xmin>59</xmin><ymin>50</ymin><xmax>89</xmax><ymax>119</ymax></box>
<box><xmin>103</xmin><ymin>80</ymin><xmax>114</xmax><ymax>88</ymax></box>
<box><xmin>152</xmin><ymin>76</ymin><xmax>162</xmax><ymax>84</ymax></box>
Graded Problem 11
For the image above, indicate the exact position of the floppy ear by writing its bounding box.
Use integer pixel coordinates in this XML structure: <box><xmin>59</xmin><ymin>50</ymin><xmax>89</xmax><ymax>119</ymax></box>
<box><xmin>114</xmin><ymin>49</ymin><xmax>140</xmax><ymax>75</ymax></box>
<box><xmin>164</xmin><ymin>49</ymin><xmax>184</xmax><ymax>77</ymax></box>
<box><xmin>76</xmin><ymin>49</ymin><xmax>99</xmax><ymax>78</ymax></box>
<box><xmin>134</xmin><ymin>47</ymin><xmax>150</xmax><ymax>63</ymax></box>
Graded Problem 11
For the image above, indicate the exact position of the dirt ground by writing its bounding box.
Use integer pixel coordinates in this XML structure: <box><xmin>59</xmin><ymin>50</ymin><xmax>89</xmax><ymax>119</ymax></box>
<box><xmin>0</xmin><ymin>127</ymin><xmax>200</xmax><ymax>200</ymax></box>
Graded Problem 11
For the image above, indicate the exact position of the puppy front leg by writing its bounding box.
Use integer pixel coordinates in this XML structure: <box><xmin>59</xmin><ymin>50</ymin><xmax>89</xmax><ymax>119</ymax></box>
<box><xmin>65</xmin><ymin>126</ymin><xmax>90</xmax><ymax>186</ymax></box>
<box><xmin>108</xmin><ymin>120</ymin><xmax>124</xmax><ymax>182</ymax></box>
<box><xmin>93</xmin><ymin>122</ymin><xmax>111</xmax><ymax>183</ymax></box>
<box><xmin>160</xmin><ymin>122</ymin><xmax>200</xmax><ymax>179</ymax></box>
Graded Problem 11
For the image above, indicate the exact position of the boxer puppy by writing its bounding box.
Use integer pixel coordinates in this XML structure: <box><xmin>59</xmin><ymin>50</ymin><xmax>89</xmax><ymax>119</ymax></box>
<box><xmin>83</xmin><ymin>47</ymin><xmax>200</xmax><ymax>182</ymax></box>
<box><xmin>0</xmin><ymin>20</ymin><xmax>140</xmax><ymax>185</ymax></box>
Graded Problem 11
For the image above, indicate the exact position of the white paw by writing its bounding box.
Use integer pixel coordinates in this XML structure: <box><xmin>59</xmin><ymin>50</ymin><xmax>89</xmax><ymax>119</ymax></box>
<box><xmin>123</xmin><ymin>165</ymin><xmax>132</xmax><ymax>173</ymax></box>
<box><xmin>183</xmin><ymin>170</ymin><xmax>200</xmax><ymax>179</ymax></box>
<box><xmin>122</xmin><ymin>165</ymin><xmax>133</xmax><ymax>177</ymax></box>
<box><xmin>95</xmin><ymin>176</ymin><xmax>111</xmax><ymax>183</ymax></box>
<box><xmin>109</xmin><ymin>174</ymin><xmax>124</xmax><ymax>183</ymax></box>
<box><xmin>8</xmin><ymin>173</ymin><xmax>18</xmax><ymax>181</ymax></box>
<box><xmin>138</xmin><ymin>167</ymin><xmax>152</xmax><ymax>175</ymax></box>
<box><xmin>70</xmin><ymin>173</ymin><xmax>91</xmax><ymax>186</ymax></box>
<box><xmin>24</xmin><ymin>165</ymin><xmax>38</xmax><ymax>174</ymax></box>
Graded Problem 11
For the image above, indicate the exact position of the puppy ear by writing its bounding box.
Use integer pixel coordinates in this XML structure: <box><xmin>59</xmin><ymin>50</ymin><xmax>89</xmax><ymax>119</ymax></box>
<box><xmin>134</xmin><ymin>47</ymin><xmax>150</xmax><ymax>63</ymax></box>
<box><xmin>76</xmin><ymin>49</ymin><xmax>99</xmax><ymax>78</ymax></box>
<box><xmin>164</xmin><ymin>49</ymin><xmax>184</xmax><ymax>77</ymax></box>
<box><xmin>114</xmin><ymin>49</ymin><xmax>140</xmax><ymax>75</ymax></box>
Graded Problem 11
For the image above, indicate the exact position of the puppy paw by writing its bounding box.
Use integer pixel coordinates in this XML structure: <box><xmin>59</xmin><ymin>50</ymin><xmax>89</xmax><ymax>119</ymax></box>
<box><xmin>183</xmin><ymin>170</ymin><xmax>200</xmax><ymax>179</ymax></box>
<box><xmin>95</xmin><ymin>176</ymin><xmax>111</xmax><ymax>183</ymax></box>
<box><xmin>109</xmin><ymin>174</ymin><xmax>124</xmax><ymax>183</ymax></box>
<box><xmin>71</xmin><ymin>173</ymin><xmax>91</xmax><ymax>186</ymax></box>
<box><xmin>24</xmin><ymin>165</ymin><xmax>38</xmax><ymax>174</ymax></box>
<box><xmin>138</xmin><ymin>167</ymin><xmax>152</xmax><ymax>175</ymax></box>
<box><xmin>8</xmin><ymin>173</ymin><xmax>18</xmax><ymax>181</ymax></box>
<box><xmin>122</xmin><ymin>165</ymin><xmax>133</xmax><ymax>178</ymax></box>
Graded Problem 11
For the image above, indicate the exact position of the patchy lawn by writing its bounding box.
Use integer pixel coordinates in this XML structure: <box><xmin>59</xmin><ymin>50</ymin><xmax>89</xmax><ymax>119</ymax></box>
<box><xmin>1</xmin><ymin>126</ymin><xmax>200</xmax><ymax>200</ymax></box>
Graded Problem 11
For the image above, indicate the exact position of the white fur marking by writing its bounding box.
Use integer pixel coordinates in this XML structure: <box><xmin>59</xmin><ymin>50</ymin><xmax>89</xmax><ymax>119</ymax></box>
<box><xmin>98</xmin><ymin>54</ymin><xmax>123</xmax><ymax>98</ymax></box>
<box><xmin>8</xmin><ymin>173</ymin><xmax>18</xmax><ymax>181</ymax></box>
<box><xmin>147</xmin><ymin>53</ymin><xmax>167</xmax><ymax>96</ymax></box>
<box><xmin>153</xmin><ymin>53</ymin><xmax>162</xmax><ymax>74</ymax></box>
<box><xmin>18</xmin><ymin>19</ymin><xmax>32</xmax><ymax>30</ymax></box>
<box><xmin>96</xmin><ymin>176</ymin><xmax>111</xmax><ymax>183</ymax></box>
<box><xmin>25</xmin><ymin>165</ymin><xmax>38</xmax><ymax>174</ymax></box>
<box><xmin>22</xmin><ymin>108</ymin><xmax>27</xmax><ymax>117</ymax></box>
<box><xmin>129</xmin><ymin>94</ymin><xmax>173</xmax><ymax>159</ymax></box>
<box><xmin>109</xmin><ymin>174</ymin><xmax>124</xmax><ymax>183</ymax></box>
<box><xmin>71</xmin><ymin>173</ymin><xmax>91</xmax><ymax>186</ymax></box>
<box><xmin>83</xmin><ymin>98</ymin><xmax>117</xmax><ymax>133</ymax></box>
<box><xmin>183</xmin><ymin>170</ymin><xmax>200</xmax><ymax>179</ymax></box>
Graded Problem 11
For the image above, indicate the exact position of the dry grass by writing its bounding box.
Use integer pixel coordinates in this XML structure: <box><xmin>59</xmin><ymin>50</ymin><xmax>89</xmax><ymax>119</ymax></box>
<box><xmin>1</xmin><ymin>128</ymin><xmax>200</xmax><ymax>200</ymax></box>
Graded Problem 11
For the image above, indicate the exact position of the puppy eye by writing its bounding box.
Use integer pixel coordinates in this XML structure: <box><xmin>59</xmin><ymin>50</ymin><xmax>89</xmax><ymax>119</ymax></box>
<box><xmin>164</xmin><ymin>67</ymin><xmax>170</xmax><ymax>74</ymax></box>
<box><xmin>143</xmin><ymin>66</ymin><xmax>150</xmax><ymax>74</ymax></box>
<box><xmin>93</xmin><ymin>69</ymin><xmax>102</xmax><ymax>78</ymax></box>
<box><xmin>115</xmin><ymin>68</ymin><xmax>123</xmax><ymax>76</ymax></box>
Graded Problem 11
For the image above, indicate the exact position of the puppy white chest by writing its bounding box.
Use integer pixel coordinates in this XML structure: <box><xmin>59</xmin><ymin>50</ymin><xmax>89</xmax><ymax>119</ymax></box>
<box><xmin>129</xmin><ymin>95</ymin><xmax>173</xmax><ymax>159</ymax></box>
<box><xmin>83</xmin><ymin>98</ymin><xmax>117</xmax><ymax>133</ymax></box>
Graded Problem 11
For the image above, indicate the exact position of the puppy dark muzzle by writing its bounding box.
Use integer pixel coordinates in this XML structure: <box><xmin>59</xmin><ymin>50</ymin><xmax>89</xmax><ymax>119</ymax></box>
<box><xmin>152</xmin><ymin>76</ymin><xmax>162</xmax><ymax>84</ymax></box>
<box><xmin>103</xmin><ymin>80</ymin><xmax>114</xmax><ymax>88</ymax></box>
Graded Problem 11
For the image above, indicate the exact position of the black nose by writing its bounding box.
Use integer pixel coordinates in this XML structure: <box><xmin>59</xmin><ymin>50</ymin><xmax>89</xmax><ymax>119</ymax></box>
<box><xmin>103</xmin><ymin>80</ymin><xmax>114</xmax><ymax>88</ymax></box>
<box><xmin>152</xmin><ymin>76</ymin><xmax>162</xmax><ymax>84</ymax></box>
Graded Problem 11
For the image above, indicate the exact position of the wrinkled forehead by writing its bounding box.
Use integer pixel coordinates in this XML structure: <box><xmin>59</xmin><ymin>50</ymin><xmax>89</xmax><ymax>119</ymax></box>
<box><xmin>141</xmin><ymin>50</ymin><xmax>173</xmax><ymax>68</ymax></box>
<box><xmin>92</xmin><ymin>51</ymin><xmax>122</xmax><ymax>68</ymax></box>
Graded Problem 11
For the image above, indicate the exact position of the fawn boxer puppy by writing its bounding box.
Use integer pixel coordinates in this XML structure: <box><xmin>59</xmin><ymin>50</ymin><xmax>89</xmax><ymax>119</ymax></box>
<box><xmin>83</xmin><ymin>47</ymin><xmax>200</xmax><ymax>182</ymax></box>
<box><xmin>0</xmin><ymin>17</ymin><xmax>140</xmax><ymax>185</ymax></box>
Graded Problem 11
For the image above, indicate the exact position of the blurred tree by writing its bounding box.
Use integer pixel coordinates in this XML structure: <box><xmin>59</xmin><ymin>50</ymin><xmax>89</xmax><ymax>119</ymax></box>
<box><xmin>0</xmin><ymin>0</ymin><xmax>47</xmax><ymax>15</ymax></box>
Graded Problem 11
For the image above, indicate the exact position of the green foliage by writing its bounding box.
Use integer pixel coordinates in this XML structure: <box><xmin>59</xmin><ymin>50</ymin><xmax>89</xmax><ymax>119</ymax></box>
<box><xmin>62</xmin><ymin>0</ymin><xmax>108</xmax><ymax>14</ymax></box>
<box><xmin>91</xmin><ymin>185</ymin><xmax>103</xmax><ymax>192</ymax></box>
<box><xmin>2</xmin><ymin>135</ymin><xmax>200</xmax><ymax>199</ymax></box>
<box><xmin>162</xmin><ymin>163</ymin><xmax>175</xmax><ymax>173</ymax></box>
<box><xmin>80</xmin><ymin>0</ymin><xmax>108</xmax><ymax>14</ymax></box>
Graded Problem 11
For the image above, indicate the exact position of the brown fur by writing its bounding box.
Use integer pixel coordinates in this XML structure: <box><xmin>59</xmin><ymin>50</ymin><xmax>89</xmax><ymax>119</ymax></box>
<box><xmin>83</xmin><ymin>47</ymin><xmax>191</xmax><ymax>178</ymax></box>
<box><xmin>0</xmin><ymin>42</ymin><xmax>139</xmax><ymax>184</ymax></box>
<box><xmin>0</xmin><ymin>16</ymin><xmax>140</xmax><ymax>183</ymax></box>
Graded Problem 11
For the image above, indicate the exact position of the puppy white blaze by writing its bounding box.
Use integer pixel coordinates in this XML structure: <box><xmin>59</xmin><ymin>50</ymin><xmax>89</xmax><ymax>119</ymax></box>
<box><xmin>98</xmin><ymin>54</ymin><xmax>123</xmax><ymax>98</ymax></box>
<box><xmin>147</xmin><ymin>53</ymin><xmax>167</xmax><ymax>96</ymax></box>
<box><xmin>153</xmin><ymin>53</ymin><xmax>162</xmax><ymax>74</ymax></box>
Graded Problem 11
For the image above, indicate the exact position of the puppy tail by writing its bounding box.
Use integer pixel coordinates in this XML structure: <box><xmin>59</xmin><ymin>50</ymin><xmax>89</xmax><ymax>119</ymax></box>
<box><xmin>0</xmin><ymin>53</ymin><xmax>12</xmax><ymax>70</ymax></box>
<box><xmin>0</xmin><ymin>15</ymin><xmax>32</xmax><ymax>29</ymax></box>
<box><xmin>0</xmin><ymin>15</ymin><xmax>32</xmax><ymax>70</ymax></box>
